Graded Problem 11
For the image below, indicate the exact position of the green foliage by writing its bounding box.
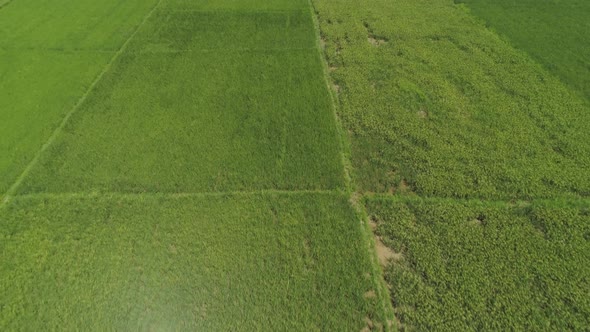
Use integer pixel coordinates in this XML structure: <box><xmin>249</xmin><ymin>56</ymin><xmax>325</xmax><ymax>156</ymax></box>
<box><xmin>315</xmin><ymin>0</ymin><xmax>590</xmax><ymax>328</ymax></box>
<box><xmin>0</xmin><ymin>0</ymin><xmax>158</xmax><ymax>50</ymax></box>
<box><xmin>0</xmin><ymin>0</ymin><xmax>159</xmax><ymax>199</ymax></box>
<box><xmin>4</xmin><ymin>0</ymin><xmax>588</xmax><ymax>329</ymax></box>
<box><xmin>129</xmin><ymin>9</ymin><xmax>316</xmax><ymax>52</ymax></box>
<box><xmin>0</xmin><ymin>0</ymin><xmax>391</xmax><ymax>330</ymax></box>
<box><xmin>0</xmin><ymin>193</ymin><xmax>386</xmax><ymax>330</ymax></box>
<box><xmin>161</xmin><ymin>0</ymin><xmax>308</xmax><ymax>12</ymax></box>
<box><xmin>366</xmin><ymin>197</ymin><xmax>590</xmax><ymax>330</ymax></box>
<box><xmin>0</xmin><ymin>51</ymin><xmax>109</xmax><ymax>197</ymax></box>
<box><xmin>19</xmin><ymin>7</ymin><xmax>344</xmax><ymax>194</ymax></box>
<box><xmin>458</xmin><ymin>0</ymin><xmax>590</xmax><ymax>101</ymax></box>
<box><xmin>313</xmin><ymin>0</ymin><xmax>590</xmax><ymax>199</ymax></box>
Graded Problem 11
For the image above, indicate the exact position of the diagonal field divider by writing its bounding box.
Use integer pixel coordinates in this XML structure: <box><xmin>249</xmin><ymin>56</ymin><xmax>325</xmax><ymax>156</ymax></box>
<box><xmin>0</xmin><ymin>0</ymin><xmax>11</xmax><ymax>10</ymax></box>
<box><xmin>0</xmin><ymin>0</ymin><xmax>163</xmax><ymax>210</ymax></box>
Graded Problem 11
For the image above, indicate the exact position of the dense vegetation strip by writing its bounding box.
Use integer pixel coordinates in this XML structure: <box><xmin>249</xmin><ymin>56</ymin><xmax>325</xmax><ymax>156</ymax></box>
<box><xmin>458</xmin><ymin>0</ymin><xmax>590</xmax><ymax>101</ymax></box>
<box><xmin>312</xmin><ymin>0</ymin><xmax>590</xmax><ymax>200</ymax></box>
<box><xmin>312</xmin><ymin>0</ymin><xmax>590</xmax><ymax>329</ymax></box>
<box><xmin>366</xmin><ymin>197</ymin><xmax>590</xmax><ymax>330</ymax></box>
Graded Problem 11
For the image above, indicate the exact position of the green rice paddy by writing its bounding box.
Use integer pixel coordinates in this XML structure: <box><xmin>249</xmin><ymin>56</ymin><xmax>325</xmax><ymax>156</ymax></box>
<box><xmin>1</xmin><ymin>0</ymin><xmax>589</xmax><ymax>330</ymax></box>
<box><xmin>458</xmin><ymin>0</ymin><xmax>590</xmax><ymax>100</ymax></box>
<box><xmin>1</xmin><ymin>193</ymin><xmax>388</xmax><ymax>329</ymax></box>
<box><xmin>314</xmin><ymin>0</ymin><xmax>590</xmax><ymax>200</ymax></box>
<box><xmin>313</xmin><ymin>0</ymin><xmax>590</xmax><ymax>329</ymax></box>
<box><xmin>1</xmin><ymin>0</ymin><xmax>391</xmax><ymax>329</ymax></box>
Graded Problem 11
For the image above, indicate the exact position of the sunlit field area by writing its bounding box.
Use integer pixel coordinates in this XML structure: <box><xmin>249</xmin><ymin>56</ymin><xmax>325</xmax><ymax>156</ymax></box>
<box><xmin>1</xmin><ymin>0</ymin><xmax>390</xmax><ymax>329</ymax></box>
<box><xmin>314</xmin><ymin>0</ymin><xmax>589</xmax><ymax>329</ymax></box>
<box><xmin>1</xmin><ymin>0</ymin><xmax>588</xmax><ymax>330</ymax></box>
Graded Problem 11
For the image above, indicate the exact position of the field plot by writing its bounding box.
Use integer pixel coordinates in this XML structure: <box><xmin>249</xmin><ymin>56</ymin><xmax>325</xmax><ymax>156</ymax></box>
<box><xmin>129</xmin><ymin>10</ymin><xmax>316</xmax><ymax>52</ymax></box>
<box><xmin>312</xmin><ymin>0</ymin><xmax>590</xmax><ymax>329</ymax></box>
<box><xmin>458</xmin><ymin>0</ymin><xmax>590</xmax><ymax>100</ymax></box>
<box><xmin>0</xmin><ymin>0</ymin><xmax>158</xmax><ymax>199</ymax></box>
<box><xmin>18</xmin><ymin>2</ymin><xmax>344</xmax><ymax>194</ymax></box>
<box><xmin>0</xmin><ymin>0</ymin><xmax>158</xmax><ymax>50</ymax></box>
<box><xmin>0</xmin><ymin>194</ymin><xmax>388</xmax><ymax>330</ymax></box>
<box><xmin>1</xmin><ymin>0</ymin><xmax>392</xmax><ymax>330</ymax></box>
<box><xmin>366</xmin><ymin>197</ymin><xmax>590</xmax><ymax>330</ymax></box>
<box><xmin>0</xmin><ymin>51</ymin><xmax>110</xmax><ymax>197</ymax></box>
<box><xmin>313</xmin><ymin>0</ymin><xmax>590</xmax><ymax>200</ymax></box>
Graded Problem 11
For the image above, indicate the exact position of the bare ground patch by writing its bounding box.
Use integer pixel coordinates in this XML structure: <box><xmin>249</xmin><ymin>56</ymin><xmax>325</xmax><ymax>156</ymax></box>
<box><xmin>368</xmin><ymin>36</ymin><xmax>388</xmax><ymax>46</ymax></box>
<box><xmin>369</xmin><ymin>218</ymin><xmax>403</xmax><ymax>266</ymax></box>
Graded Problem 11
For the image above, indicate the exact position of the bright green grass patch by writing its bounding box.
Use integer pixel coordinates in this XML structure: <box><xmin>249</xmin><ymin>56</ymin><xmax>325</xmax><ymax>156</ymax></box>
<box><xmin>19</xmin><ymin>49</ymin><xmax>344</xmax><ymax>194</ymax></box>
<box><xmin>0</xmin><ymin>0</ymin><xmax>158</xmax><ymax>50</ymax></box>
<box><xmin>312</xmin><ymin>0</ymin><xmax>590</xmax><ymax>200</ymax></box>
<box><xmin>458</xmin><ymin>0</ymin><xmax>590</xmax><ymax>100</ymax></box>
<box><xmin>0</xmin><ymin>50</ymin><xmax>111</xmax><ymax>199</ymax></box>
<box><xmin>161</xmin><ymin>0</ymin><xmax>308</xmax><ymax>11</ymax></box>
<box><xmin>0</xmin><ymin>0</ymin><xmax>159</xmax><ymax>198</ymax></box>
<box><xmin>366</xmin><ymin>196</ymin><xmax>590</xmax><ymax>330</ymax></box>
<box><xmin>0</xmin><ymin>193</ymin><xmax>389</xmax><ymax>330</ymax></box>
<box><xmin>129</xmin><ymin>9</ymin><xmax>315</xmax><ymax>52</ymax></box>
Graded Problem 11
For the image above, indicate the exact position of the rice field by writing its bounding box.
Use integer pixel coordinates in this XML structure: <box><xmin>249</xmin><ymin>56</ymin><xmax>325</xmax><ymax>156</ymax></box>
<box><xmin>0</xmin><ymin>0</ymin><xmax>390</xmax><ymax>329</ymax></box>
<box><xmin>366</xmin><ymin>196</ymin><xmax>590</xmax><ymax>330</ymax></box>
<box><xmin>313</xmin><ymin>0</ymin><xmax>590</xmax><ymax>329</ymax></box>
<box><xmin>1</xmin><ymin>193</ymin><xmax>390</xmax><ymax>329</ymax></box>
<box><xmin>458</xmin><ymin>0</ymin><xmax>590</xmax><ymax>100</ymax></box>
<box><xmin>1</xmin><ymin>0</ymin><xmax>589</xmax><ymax>330</ymax></box>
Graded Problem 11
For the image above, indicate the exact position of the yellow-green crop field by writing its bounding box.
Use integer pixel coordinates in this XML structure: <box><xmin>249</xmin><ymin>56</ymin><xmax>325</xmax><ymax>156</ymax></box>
<box><xmin>1</xmin><ymin>0</ymin><xmax>588</xmax><ymax>330</ymax></box>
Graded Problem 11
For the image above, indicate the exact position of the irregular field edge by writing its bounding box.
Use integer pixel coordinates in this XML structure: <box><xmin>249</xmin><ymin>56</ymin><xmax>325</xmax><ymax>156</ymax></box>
<box><xmin>306</xmin><ymin>0</ymin><xmax>398</xmax><ymax>330</ymax></box>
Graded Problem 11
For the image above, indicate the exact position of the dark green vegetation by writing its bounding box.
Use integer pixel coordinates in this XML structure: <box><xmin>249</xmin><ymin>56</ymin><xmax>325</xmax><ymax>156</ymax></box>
<box><xmin>367</xmin><ymin>197</ymin><xmax>590</xmax><ymax>330</ymax></box>
<box><xmin>458</xmin><ymin>0</ymin><xmax>590</xmax><ymax>100</ymax></box>
<box><xmin>314</xmin><ymin>0</ymin><xmax>590</xmax><ymax>200</ymax></box>
<box><xmin>0</xmin><ymin>193</ymin><xmax>387</xmax><ymax>330</ymax></box>
<box><xmin>18</xmin><ymin>1</ymin><xmax>344</xmax><ymax>194</ymax></box>
<box><xmin>19</xmin><ymin>49</ymin><xmax>343</xmax><ymax>193</ymax></box>
<box><xmin>0</xmin><ymin>0</ymin><xmax>391</xmax><ymax>330</ymax></box>
<box><xmin>313</xmin><ymin>0</ymin><xmax>590</xmax><ymax>329</ymax></box>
